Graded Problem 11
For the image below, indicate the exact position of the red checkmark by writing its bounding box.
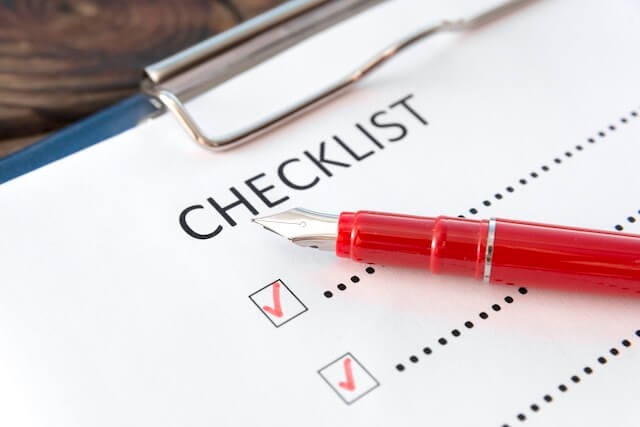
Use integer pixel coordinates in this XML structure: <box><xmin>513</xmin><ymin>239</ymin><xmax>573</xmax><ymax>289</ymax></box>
<box><xmin>338</xmin><ymin>357</ymin><xmax>356</xmax><ymax>391</ymax></box>
<box><xmin>262</xmin><ymin>281</ymin><xmax>283</xmax><ymax>317</ymax></box>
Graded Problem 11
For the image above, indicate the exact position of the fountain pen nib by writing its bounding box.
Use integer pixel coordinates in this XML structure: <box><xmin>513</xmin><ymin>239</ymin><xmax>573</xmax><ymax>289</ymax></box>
<box><xmin>252</xmin><ymin>208</ymin><xmax>339</xmax><ymax>251</ymax></box>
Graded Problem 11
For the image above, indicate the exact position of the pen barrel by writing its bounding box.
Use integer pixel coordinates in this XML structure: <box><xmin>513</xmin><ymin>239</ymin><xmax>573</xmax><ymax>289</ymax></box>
<box><xmin>489</xmin><ymin>219</ymin><xmax>640</xmax><ymax>294</ymax></box>
<box><xmin>337</xmin><ymin>211</ymin><xmax>438</xmax><ymax>268</ymax></box>
<box><xmin>336</xmin><ymin>212</ymin><xmax>488</xmax><ymax>277</ymax></box>
<box><xmin>337</xmin><ymin>211</ymin><xmax>640</xmax><ymax>295</ymax></box>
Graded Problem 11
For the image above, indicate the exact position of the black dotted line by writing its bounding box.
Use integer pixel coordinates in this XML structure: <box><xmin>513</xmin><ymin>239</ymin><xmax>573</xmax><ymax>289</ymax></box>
<box><xmin>614</xmin><ymin>209</ymin><xmax>640</xmax><ymax>232</ymax></box>
<box><xmin>395</xmin><ymin>287</ymin><xmax>528</xmax><ymax>372</ymax></box>
<box><xmin>502</xmin><ymin>211</ymin><xmax>640</xmax><ymax>426</ymax></box>
<box><xmin>501</xmin><ymin>330</ymin><xmax>639</xmax><ymax>426</ymax></box>
<box><xmin>465</xmin><ymin>109</ymin><xmax>639</xmax><ymax>217</ymax></box>
<box><xmin>323</xmin><ymin>265</ymin><xmax>376</xmax><ymax>298</ymax></box>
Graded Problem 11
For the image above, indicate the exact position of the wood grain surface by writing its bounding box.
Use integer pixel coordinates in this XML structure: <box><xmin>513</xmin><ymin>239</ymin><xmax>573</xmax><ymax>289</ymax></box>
<box><xmin>0</xmin><ymin>0</ymin><xmax>285</xmax><ymax>158</ymax></box>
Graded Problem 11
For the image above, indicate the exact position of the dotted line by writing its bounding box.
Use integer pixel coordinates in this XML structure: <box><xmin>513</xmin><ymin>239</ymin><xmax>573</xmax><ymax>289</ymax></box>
<box><xmin>464</xmin><ymin>108</ymin><xmax>639</xmax><ymax>217</ymax></box>
<box><xmin>395</xmin><ymin>287</ymin><xmax>529</xmax><ymax>372</ymax></box>
<box><xmin>501</xmin><ymin>330</ymin><xmax>639</xmax><ymax>426</ymax></box>
<box><xmin>501</xmin><ymin>212</ymin><xmax>640</xmax><ymax>425</ymax></box>
<box><xmin>614</xmin><ymin>210</ymin><xmax>640</xmax><ymax>231</ymax></box>
<box><xmin>323</xmin><ymin>265</ymin><xmax>376</xmax><ymax>298</ymax></box>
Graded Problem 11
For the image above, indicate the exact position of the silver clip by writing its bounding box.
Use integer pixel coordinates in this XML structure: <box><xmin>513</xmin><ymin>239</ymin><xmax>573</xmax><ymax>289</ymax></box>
<box><xmin>143</xmin><ymin>0</ymin><xmax>536</xmax><ymax>151</ymax></box>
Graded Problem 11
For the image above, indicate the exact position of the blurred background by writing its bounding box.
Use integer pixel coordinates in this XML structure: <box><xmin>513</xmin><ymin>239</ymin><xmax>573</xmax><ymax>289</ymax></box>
<box><xmin>0</xmin><ymin>0</ymin><xmax>287</xmax><ymax>158</ymax></box>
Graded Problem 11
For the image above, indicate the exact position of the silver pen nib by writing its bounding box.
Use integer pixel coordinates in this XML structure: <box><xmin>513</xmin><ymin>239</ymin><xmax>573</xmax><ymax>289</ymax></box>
<box><xmin>252</xmin><ymin>208</ymin><xmax>339</xmax><ymax>251</ymax></box>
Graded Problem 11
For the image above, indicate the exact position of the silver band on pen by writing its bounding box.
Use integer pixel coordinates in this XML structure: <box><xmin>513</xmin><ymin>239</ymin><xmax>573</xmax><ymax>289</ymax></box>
<box><xmin>483</xmin><ymin>218</ymin><xmax>497</xmax><ymax>283</ymax></box>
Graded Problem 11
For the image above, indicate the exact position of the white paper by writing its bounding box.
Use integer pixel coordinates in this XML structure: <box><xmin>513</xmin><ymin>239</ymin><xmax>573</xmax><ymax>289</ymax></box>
<box><xmin>1</xmin><ymin>1</ymin><xmax>640</xmax><ymax>426</ymax></box>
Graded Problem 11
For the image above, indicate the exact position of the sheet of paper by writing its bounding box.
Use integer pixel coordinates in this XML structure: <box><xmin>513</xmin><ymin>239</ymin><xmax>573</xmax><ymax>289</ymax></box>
<box><xmin>1</xmin><ymin>0</ymin><xmax>640</xmax><ymax>426</ymax></box>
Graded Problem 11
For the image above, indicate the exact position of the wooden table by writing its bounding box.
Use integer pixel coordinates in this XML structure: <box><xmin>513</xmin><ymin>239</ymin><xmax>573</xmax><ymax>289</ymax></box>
<box><xmin>0</xmin><ymin>0</ymin><xmax>285</xmax><ymax>158</ymax></box>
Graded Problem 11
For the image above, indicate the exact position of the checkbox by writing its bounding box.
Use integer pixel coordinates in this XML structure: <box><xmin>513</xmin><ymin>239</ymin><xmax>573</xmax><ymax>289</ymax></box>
<box><xmin>249</xmin><ymin>279</ymin><xmax>307</xmax><ymax>327</ymax></box>
<box><xmin>318</xmin><ymin>352</ymin><xmax>379</xmax><ymax>404</ymax></box>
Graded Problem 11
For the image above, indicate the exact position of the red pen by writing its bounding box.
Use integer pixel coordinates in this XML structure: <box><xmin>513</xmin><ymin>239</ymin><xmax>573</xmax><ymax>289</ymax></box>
<box><xmin>253</xmin><ymin>208</ymin><xmax>640</xmax><ymax>295</ymax></box>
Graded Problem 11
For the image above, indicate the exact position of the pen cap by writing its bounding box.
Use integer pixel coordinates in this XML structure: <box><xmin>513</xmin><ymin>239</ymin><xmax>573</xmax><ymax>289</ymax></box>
<box><xmin>490</xmin><ymin>219</ymin><xmax>640</xmax><ymax>294</ymax></box>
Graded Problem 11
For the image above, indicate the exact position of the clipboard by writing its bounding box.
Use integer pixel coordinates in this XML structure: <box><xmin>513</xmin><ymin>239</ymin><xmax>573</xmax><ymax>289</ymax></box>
<box><xmin>0</xmin><ymin>0</ymin><xmax>531</xmax><ymax>185</ymax></box>
<box><xmin>1</xmin><ymin>1</ymin><xmax>640</xmax><ymax>425</ymax></box>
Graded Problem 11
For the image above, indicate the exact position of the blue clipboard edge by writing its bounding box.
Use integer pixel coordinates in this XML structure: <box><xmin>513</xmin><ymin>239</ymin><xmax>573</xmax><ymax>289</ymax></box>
<box><xmin>0</xmin><ymin>93</ymin><xmax>160</xmax><ymax>185</ymax></box>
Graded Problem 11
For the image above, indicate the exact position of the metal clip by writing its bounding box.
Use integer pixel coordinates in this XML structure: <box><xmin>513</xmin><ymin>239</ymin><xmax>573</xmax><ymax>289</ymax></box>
<box><xmin>143</xmin><ymin>0</ymin><xmax>535</xmax><ymax>151</ymax></box>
